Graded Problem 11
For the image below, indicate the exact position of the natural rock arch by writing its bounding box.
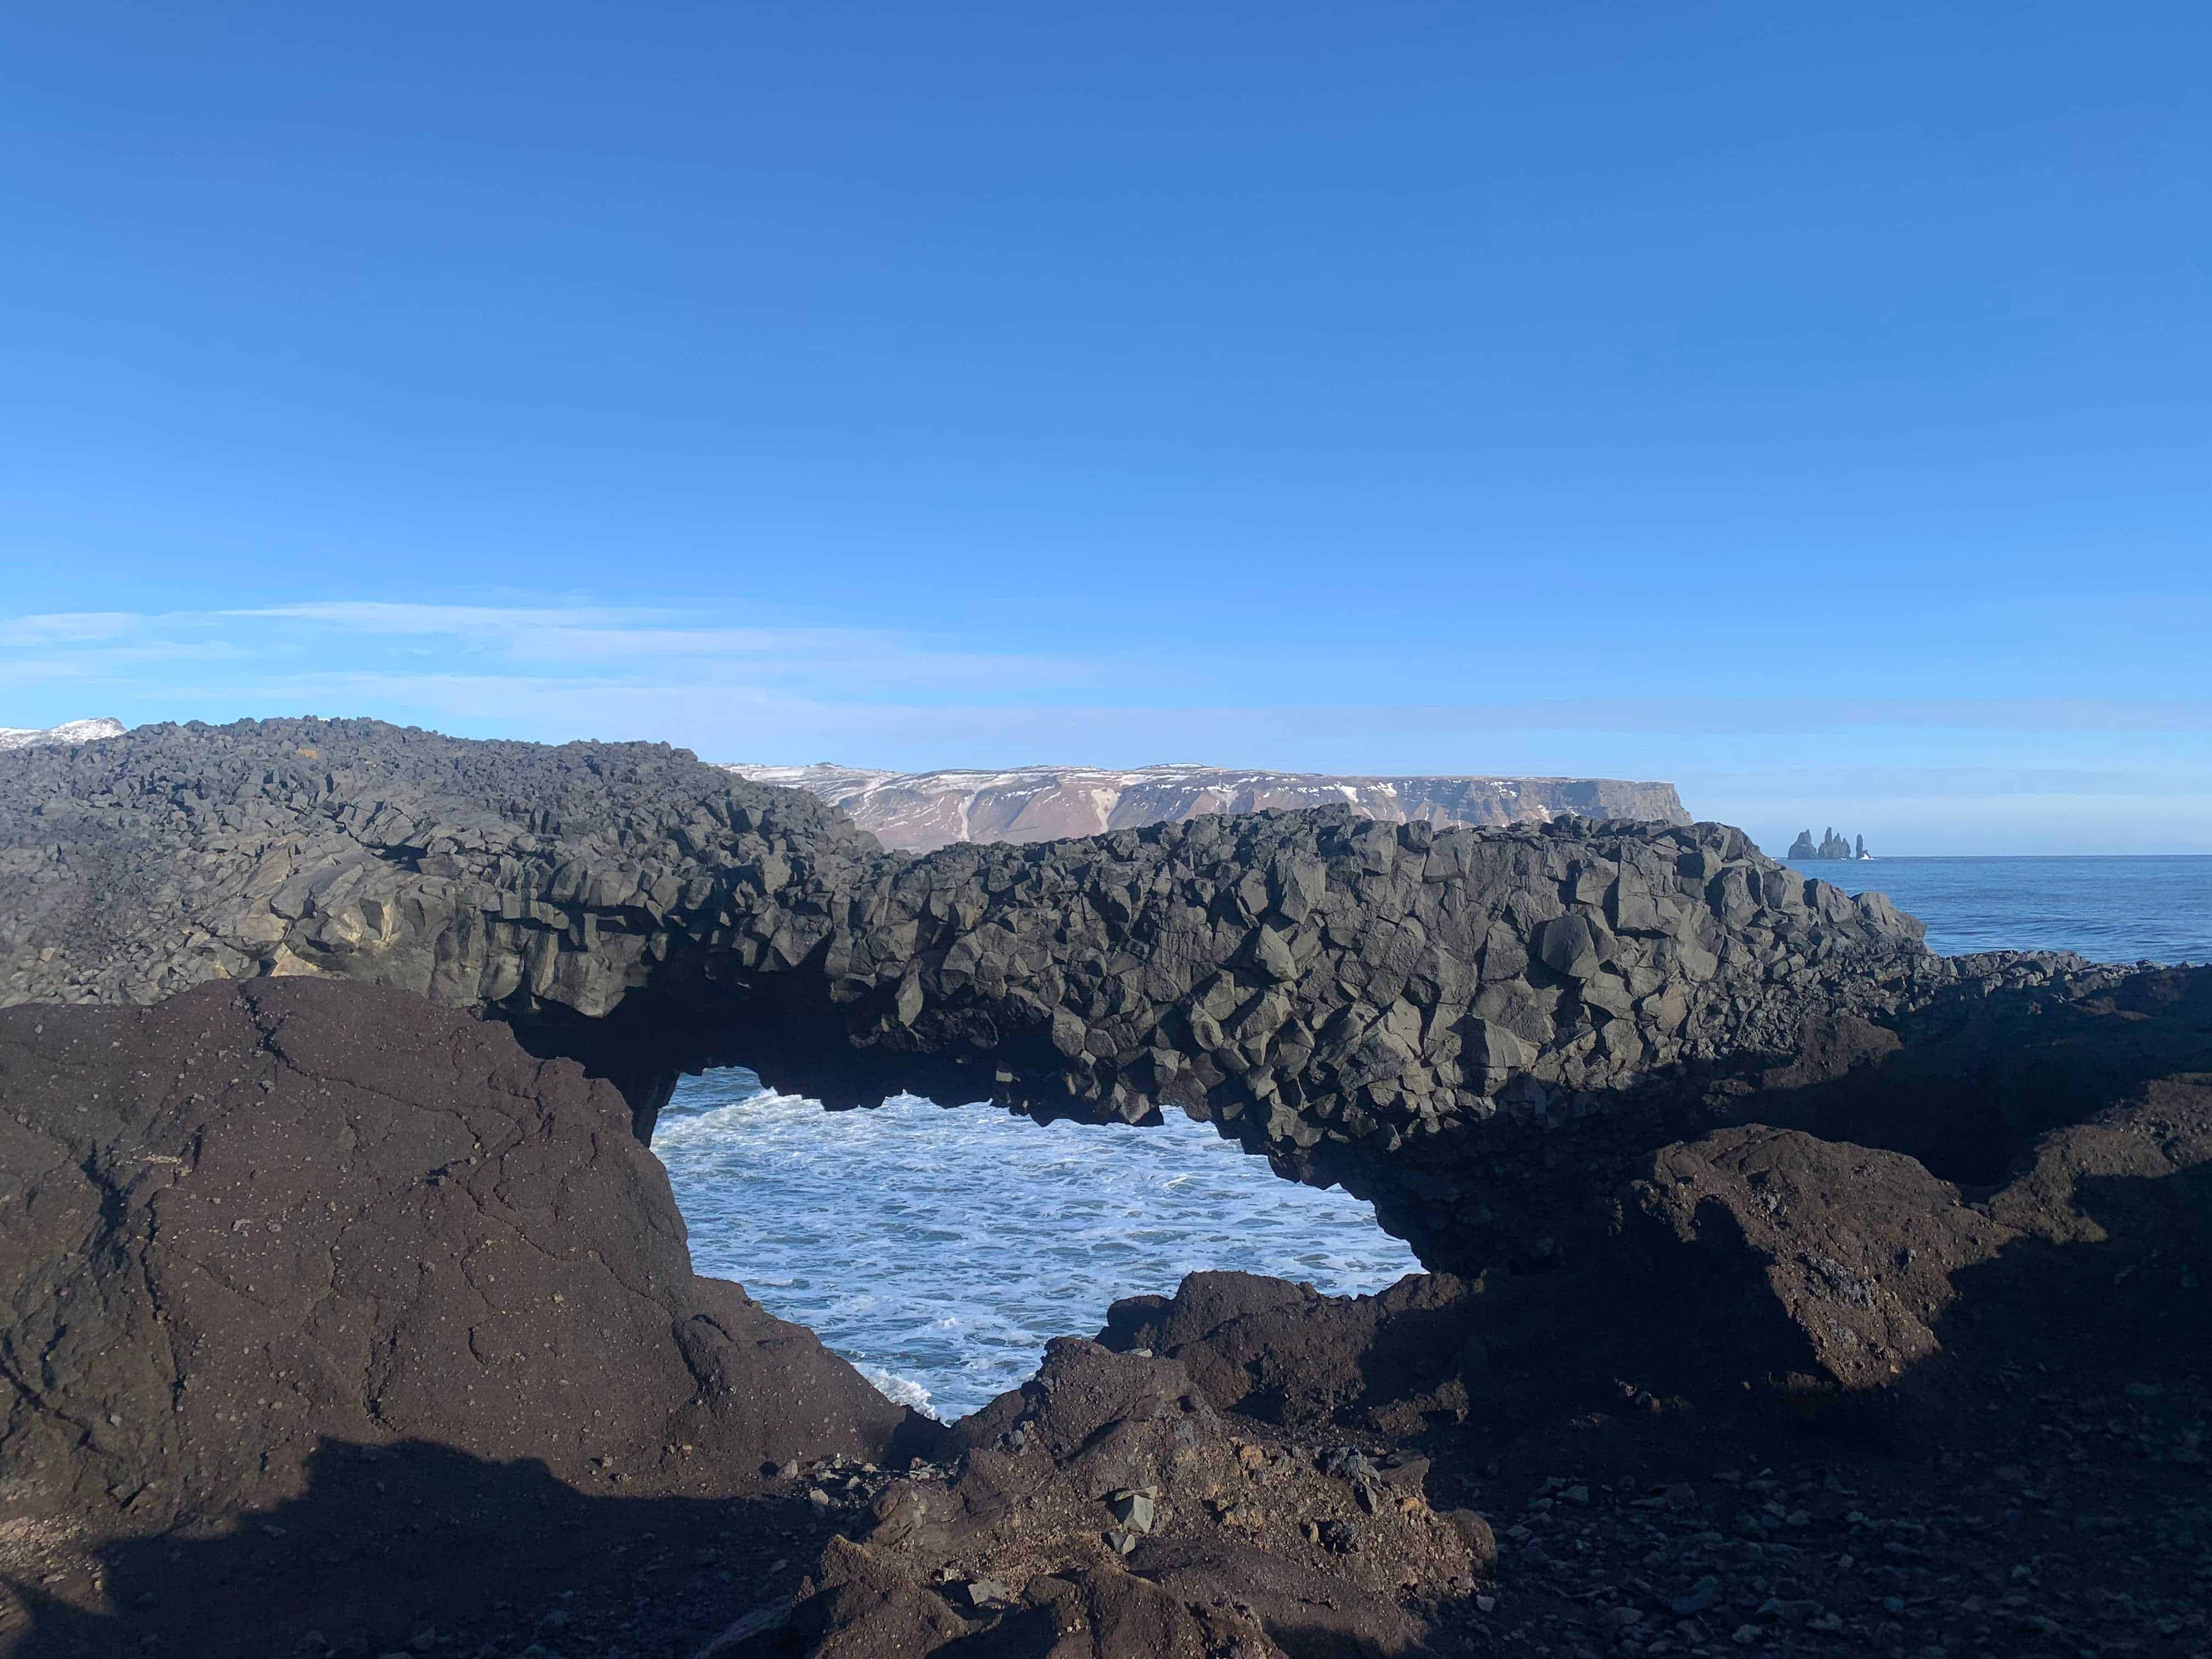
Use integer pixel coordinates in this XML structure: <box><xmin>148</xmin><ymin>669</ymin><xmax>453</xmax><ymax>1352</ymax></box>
<box><xmin>2</xmin><ymin>717</ymin><xmax>2002</xmax><ymax>1267</ymax></box>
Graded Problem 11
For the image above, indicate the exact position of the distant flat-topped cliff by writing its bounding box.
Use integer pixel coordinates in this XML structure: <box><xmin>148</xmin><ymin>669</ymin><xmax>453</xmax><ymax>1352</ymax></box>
<box><xmin>723</xmin><ymin>760</ymin><xmax>1690</xmax><ymax>853</ymax></box>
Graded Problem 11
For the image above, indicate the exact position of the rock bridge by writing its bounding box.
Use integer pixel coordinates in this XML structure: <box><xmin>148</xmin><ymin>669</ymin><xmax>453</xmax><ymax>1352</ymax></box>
<box><xmin>5</xmin><ymin>718</ymin><xmax>1969</xmax><ymax>1267</ymax></box>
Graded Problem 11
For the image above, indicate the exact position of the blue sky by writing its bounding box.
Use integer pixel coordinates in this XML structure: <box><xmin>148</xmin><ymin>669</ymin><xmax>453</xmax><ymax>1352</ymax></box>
<box><xmin>3</xmin><ymin>2</ymin><xmax>2207</xmax><ymax>853</ymax></box>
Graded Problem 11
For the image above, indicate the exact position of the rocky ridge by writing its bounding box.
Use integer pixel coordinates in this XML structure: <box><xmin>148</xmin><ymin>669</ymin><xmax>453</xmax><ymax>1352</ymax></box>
<box><xmin>724</xmin><ymin>760</ymin><xmax>1691</xmax><ymax>853</ymax></box>
<box><xmin>0</xmin><ymin>718</ymin><xmax>1970</xmax><ymax>1266</ymax></box>
<box><xmin>0</xmin><ymin>717</ymin><xmax>873</xmax><ymax>1124</ymax></box>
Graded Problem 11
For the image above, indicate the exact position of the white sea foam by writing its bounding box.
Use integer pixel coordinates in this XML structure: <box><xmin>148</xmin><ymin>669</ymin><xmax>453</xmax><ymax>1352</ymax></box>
<box><xmin>856</xmin><ymin>1365</ymin><xmax>940</xmax><ymax>1419</ymax></box>
<box><xmin>654</xmin><ymin>1071</ymin><xmax>1423</xmax><ymax>1421</ymax></box>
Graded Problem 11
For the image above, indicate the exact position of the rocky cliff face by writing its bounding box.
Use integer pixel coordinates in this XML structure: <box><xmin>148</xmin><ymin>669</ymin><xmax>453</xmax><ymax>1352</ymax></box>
<box><xmin>0</xmin><ymin>719</ymin><xmax>1948</xmax><ymax>1267</ymax></box>
<box><xmin>726</xmin><ymin>760</ymin><xmax>1691</xmax><ymax>851</ymax></box>
<box><xmin>0</xmin><ymin>716</ymin><xmax>125</xmax><ymax>752</ymax></box>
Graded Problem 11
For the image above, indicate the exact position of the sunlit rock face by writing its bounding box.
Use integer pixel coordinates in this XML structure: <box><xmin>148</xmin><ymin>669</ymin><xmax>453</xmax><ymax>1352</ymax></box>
<box><xmin>724</xmin><ymin>759</ymin><xmax>1691</xmax><ymax>853</ymax></box>
<box><xmin>0</xmin><ymin>978</ymin><xmax>919</xmax><ymax>1536</ymax></box>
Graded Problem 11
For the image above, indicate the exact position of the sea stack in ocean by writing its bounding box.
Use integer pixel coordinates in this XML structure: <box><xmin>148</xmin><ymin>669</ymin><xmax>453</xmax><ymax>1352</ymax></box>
<box><xmin>1788</xmin><ymin>825</ymin><xmax>1867</xmax><ymax>860</ymax></box>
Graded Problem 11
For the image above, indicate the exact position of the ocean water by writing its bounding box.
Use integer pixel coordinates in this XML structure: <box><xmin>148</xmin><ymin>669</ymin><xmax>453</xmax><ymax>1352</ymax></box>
<box><xmin>657</xmin><ymin>1077</ymin><xmax>1421</xmax><ymax>1421</ymax></box>
<box><xmin>1784</xmin><ymin>854</ymin><xmax>2212</xmax><ymax>964</ymax></box>
<box><xmin>661</xmin><ymin>854</ymin><xmax>2208</xmax><ymax>1421</ymax></box>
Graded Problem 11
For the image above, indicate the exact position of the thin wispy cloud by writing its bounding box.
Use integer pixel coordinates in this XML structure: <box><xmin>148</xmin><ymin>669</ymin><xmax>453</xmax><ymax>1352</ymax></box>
<box><xmin>7</xmin><ymin>602</ymin><xmax>1096</xmax><ymax>704</ymax></box>
<box><xmin>225</xmin><ymin>602</ymin><xmax>1052</xmax><ymax>678</ymax></box>
<box><xmin>9</xmin><ymin>602</ymin><xmax>2212</xmax><ymax>740</ymax></box>
<box><xmin>0</xmin><ymin>611</ymin><xmax>148</xmax><ymax>647</ymax></box>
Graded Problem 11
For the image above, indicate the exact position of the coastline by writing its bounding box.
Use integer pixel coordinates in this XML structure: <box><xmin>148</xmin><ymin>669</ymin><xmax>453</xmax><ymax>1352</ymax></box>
<box><xmin>4</xmin><ymin>722</ymin><xmax>2209</xmax><ymax>1657</ymax></box>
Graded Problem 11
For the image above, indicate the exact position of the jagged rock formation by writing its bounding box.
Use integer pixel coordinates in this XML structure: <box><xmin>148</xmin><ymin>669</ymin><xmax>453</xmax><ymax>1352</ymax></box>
<box><xmin>747</xmin><ymin>964</ymin><xmax>2212</xmax><ymax>1658</ymax></box>
<box><xmin>1097</xmin><ymin>964</ymin><xmax>2212</xmax><ymax>1421</ymax></box>
<box><xmin>0</xmin><ymin>977</ymin><xmax>924</xmax><ymax>1654</ymax></box>
<box><xmin>0</xmin><ymin>719</ymin><xmax>1951</xmax><ymax>1266</ymax></box>
<box><xmin>754</xmin><ymin>1336</ymin><xmax>1484</xmax><ymax>1657</ymax></box>
<box><xmin>1787</xmin><ymin>826</ymin><xmax>1865</xmax><ymax>860</ymax></box>
<box><xmin>726</xmin><ymin>760</ymin><xmax>1691</xmax><ymax>852</ymax></box>
<box><xmin>2</xmin><ymin>898</ymin><xmax>2207</xmax><ymax>1655</ymax></box>
<box><xmin>0</xmin><ymin>716</ymin><xmax>125</xmax><ymax>752</ymax></box>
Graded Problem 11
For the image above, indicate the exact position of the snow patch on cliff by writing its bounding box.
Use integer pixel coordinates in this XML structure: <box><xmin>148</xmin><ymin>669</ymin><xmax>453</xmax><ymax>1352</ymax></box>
<box><xmin>721</xmin><ymin>759</ymin><xmax>1691</xmax><ymax>852</ymax></box>
<box><xmin>0</xmin><ymin>718</ymin><xmax>126</xmax><ymax>753</ymax></box>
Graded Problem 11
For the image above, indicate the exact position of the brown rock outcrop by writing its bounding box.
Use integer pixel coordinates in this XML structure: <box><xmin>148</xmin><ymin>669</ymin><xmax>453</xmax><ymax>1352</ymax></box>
<box><xmin>0</xmin><ymin>978</ymin><xmax>921</xmax><ymax>1651</ymax></box>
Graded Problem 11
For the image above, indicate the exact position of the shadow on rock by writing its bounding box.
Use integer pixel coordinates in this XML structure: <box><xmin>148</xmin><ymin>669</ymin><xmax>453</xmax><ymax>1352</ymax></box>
<box><xmin>1744</xmin><ymin>965</ymin><xmax>2212</xmax><ymax>1186</ymax></box>
<box><xmin>6</xmin><ymin>1437</ymin><xmax>828</xmax><ymax>1659</ymax></box>
<box><xmin>1933</xmin><ymin>1126</ymin><xmax>2212</xmax><ymax>1386</ymax></box>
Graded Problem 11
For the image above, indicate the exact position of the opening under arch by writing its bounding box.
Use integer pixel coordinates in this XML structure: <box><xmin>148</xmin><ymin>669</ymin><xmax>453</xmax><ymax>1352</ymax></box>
<box><xmin>654</xmin><ymin>1067</ymin><xmax>1422</xmax><ymax>1420</ymax></box>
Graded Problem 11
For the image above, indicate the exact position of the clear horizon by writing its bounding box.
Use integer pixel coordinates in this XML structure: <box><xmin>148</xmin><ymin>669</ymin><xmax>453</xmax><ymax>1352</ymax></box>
<box><xmin>4</xmin><ymin>4</ymin><xmax>2207</xmax><ymax>856</ymax></box>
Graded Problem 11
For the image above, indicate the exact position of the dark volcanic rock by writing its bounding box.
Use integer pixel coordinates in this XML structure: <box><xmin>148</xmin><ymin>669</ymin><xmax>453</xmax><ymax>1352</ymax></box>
<box><xmin>1100</xmin><ymin>968</ymin><xmax>2212</xmax><ymax>1430</ymax></box>
<box><xmin>0</xmin><ymin>719</ymin><xmax>1970</xmax><ymax>1269</ymax></box>
<box><xmin>0</xmin><ymin>978</ymin><xmax>920</xmax><ymax>1652</ymax></box>
<box><xmin>0</xmin><ymin>717</ymin><xmax>875</xmax><ymax>1126</ymax></box>
<box><xmin>743</xmin><ymin>1337</ymin><xmax>1476</xmax><ymax>1658</ymax></box>
<box><xmin>730</xmin><ymin>968</ymin><xmax>2212</xmax><ymax>1658</ymax></box>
